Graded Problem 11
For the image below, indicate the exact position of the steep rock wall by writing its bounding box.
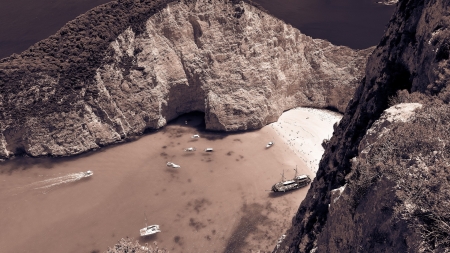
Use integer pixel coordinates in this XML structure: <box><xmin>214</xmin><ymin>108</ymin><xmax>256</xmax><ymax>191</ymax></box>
<box><xmin>278</xmin><ymin>0</ymin><xmax>450</xmax><ymax>252</ymax></box>
<box><xmin>0</xmin><ymin>0</ymin><xmax>370</xmax><ymax>158</ymax></box>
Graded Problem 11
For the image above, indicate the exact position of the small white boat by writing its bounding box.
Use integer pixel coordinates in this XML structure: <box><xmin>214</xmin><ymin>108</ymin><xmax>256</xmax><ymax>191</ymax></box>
<box><xmin>140</xmin><ymin>224</ymin><xmax>161</xmax><ymax>236</ymax></box>
<box><xmin>266</xmin><ymin>141</ymin><xmax>274</xmax><ymax>148</ymax></box>
<box><xmin>184</xmin><ymin>147</ymin><xmax>196</xmax><ymax>152</ymax></box>
<box><xmin>83</xmin><ymin>171</ymin><xmax>93</xmax><ymax>177</ymax></box>
<box><xmin>204</xmin><ymin>148</ymin><xmax>214</xmax><ymax>152</ymax></box>
<box><xmin>166</xmin><ymin>162</ymin><xmax>180</xmax><ymax>168</ymax></box>
<box><xmin>191</xmin><ymin>134</ymin><xmax>200</xmax><ymax>138</ymax></box>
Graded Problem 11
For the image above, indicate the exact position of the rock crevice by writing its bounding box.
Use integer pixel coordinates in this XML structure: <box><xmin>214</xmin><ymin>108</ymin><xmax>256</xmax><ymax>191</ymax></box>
<box><xmin>277</xmin><ymin>0</ymin><xmax>450</xmax><ymax>252</ymax></box>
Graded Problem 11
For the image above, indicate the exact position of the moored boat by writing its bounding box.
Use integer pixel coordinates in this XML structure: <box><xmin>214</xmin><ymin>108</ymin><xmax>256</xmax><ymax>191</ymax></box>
<box><xmin>166</xmin><ymin>162</ymin><xmax>181</xmax><ymax>168</ymax></box>
<box><xmin>271</xmin><ymin>167</ymin><xmax>311</xmax><ymax>192</ymax></box>
<box><xmin>140</xmin><ymin>225</ymin><xmax>161</xmax><ymax>236</ymax></box>
<box><xmin>140</xmin><ymin>212</ymin><xmax>161</xmax><ymax>236</ymax></box>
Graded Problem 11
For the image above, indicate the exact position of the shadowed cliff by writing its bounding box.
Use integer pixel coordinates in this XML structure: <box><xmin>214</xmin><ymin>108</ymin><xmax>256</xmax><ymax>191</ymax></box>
<box><xmin>277</xmin><ymin>0</ymin><xmax>450</xmax><ymax>252</ymax></box>
<box><xmin>0</xmin><ymin>0</ymin><xmax>370</xmax><ymax>159</ymax></box>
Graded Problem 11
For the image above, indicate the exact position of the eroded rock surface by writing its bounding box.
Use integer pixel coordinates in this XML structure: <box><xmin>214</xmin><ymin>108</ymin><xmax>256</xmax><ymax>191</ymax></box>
<box><xmin>377</xmin><ymin>0</ymin><xmax>398</xmax><ymax>6</ymax></box>
<box><xmin>0</xmin><ymin>0</ymin><xmax>370</xmax><ymax>158</ymax></box>
<box><xmin>313</xmin><ymin>103</ymin><xmax>422</xmax><ymax>253</ymax></box>
<box><xmin>278</xmin><ymin>0</ymin><xmax>450</xmax><ymax>252</ymax></box>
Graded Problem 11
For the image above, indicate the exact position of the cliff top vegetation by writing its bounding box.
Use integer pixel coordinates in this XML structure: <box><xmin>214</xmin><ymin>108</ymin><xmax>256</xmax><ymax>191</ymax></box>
<box><xmin>348</xmin><ymin>91</ymin><xmax>450</xmax><ymax>252</ymax></box>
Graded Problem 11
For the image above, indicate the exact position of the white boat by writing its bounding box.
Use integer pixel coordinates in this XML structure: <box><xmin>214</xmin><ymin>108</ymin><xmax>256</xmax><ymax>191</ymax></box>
<box><xmin>191</xmin><ymin>134</ymin><xmax>200</xmax><ymax>138</ymax></box>
<box><xmin>140</xmin><ymin>225</ymin><xmax>161</xmax><ymax>236</ymax></box>
<box><xmin>83</xmin><ymin>171</ymin><xmax>93</xmax><ymax>177</ymax></box>
<box><xmin>204</xmin><ymin>148</ymin><xmax>214</xmax><ymax>152</ymax></box>
<box><xmin>184</xmin><ymin>147</ymin><xmax>196</xmax><ymax>152</ymax></box>
<box><xmin>166</xmin><ymin>162</ymin><xmax>180</xmax><ymax>168</ymax></box>
<box><xmin>266</xmin><ymin>141</ymin><xmax>274</xmax><ymax>148</ymax></box>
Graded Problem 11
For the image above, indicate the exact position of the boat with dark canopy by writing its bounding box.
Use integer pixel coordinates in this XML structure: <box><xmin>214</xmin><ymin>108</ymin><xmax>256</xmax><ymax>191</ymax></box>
<box><xmin>271</xmin><ymin>166</ymin><xmax>311</xmax><ymax>192</ymax></box>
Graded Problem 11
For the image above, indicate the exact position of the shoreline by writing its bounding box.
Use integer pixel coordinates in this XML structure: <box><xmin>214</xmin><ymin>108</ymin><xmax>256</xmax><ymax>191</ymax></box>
<box><xmin>268</xmin><ymin>107</ymin><xmax>342</xmax><ymax>174</ymax></box>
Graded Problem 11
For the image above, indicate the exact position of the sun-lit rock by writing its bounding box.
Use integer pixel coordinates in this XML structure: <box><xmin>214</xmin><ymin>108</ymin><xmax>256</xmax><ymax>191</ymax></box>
<box><xmin>0</xmin><ymin>0</ymin><xmax>370</xmax><ymax>158</ymax></box>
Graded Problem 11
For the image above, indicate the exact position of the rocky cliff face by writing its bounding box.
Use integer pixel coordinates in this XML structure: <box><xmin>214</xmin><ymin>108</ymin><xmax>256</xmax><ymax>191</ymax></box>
<box><xmin>378</xmin><ymin>0</ymin><xmax>399</xmax><ymax>6</ymax></box>
<box><xmin>0</xmin><ymin>0</ymin><xmax>370</xmax><ymax>158</ymax></box>
<box><xmin>278</xmin><ymin>0</ymin><xmax>450</xmax><ymax>252</ymax></box>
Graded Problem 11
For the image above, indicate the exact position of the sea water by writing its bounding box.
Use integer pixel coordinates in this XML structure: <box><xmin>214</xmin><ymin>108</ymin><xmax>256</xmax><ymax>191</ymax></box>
<box><xmin>0</xmin><ymin>0</ymin><xmax>395</xmax><ymax>59</ymax></box>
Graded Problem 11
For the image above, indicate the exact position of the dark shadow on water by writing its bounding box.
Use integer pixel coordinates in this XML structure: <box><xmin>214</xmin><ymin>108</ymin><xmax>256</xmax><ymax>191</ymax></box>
<box><xmin>166</xmin><ymin>111</ymin><xmax>229</xmax><ymax>141</ymax></box>
<box><xmin>0</xmin><ymin>111</ymin><xmax>258</xmax><ymax>174</ymax></box>
<box><xmin>138</xmin><ymin>233</ymin><xmax>159</xmax><ymax>244</ymax></box>
<box><xmin>267</xmin><ymin>189</ymin><xmax>302</xmax><ymax>198</ymax></box>
<box><xmin>164</xmin><ymin>168</ymin><xmax>180</xmax><ymax>175</ymax></box>
<box><xmin>223</xmin><ymin>203</ymin><xmax>270</xmax><ymax>253</ymax></box>
<box><xmin>0</xmin><ymin>136</ymin><xmax>128</xmax><ymax>174</ymax></box>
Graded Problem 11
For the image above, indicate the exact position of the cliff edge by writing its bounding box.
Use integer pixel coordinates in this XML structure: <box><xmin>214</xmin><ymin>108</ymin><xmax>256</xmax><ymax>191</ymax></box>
<box><xmin>0</xmin><ymin>0</ymin><xmax>370</xmax><ymax>158</ymax></box>
<box><xmin>278</xmin><ymin>0</ymin><xmax>450</xmax><ymax>252</ymax></box>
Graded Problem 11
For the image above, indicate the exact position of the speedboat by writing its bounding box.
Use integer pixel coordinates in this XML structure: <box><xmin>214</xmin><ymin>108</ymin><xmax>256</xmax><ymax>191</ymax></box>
<box><xmin>266</xmin><ymin>141</ymin><xmax>274</xmax><ymax>148</ymax></box>
<box><xmin>204</xmin><ymin>148</ymin><xmax>214</xmax><ymax>152</ymax></box>
<box><xmin>140</xmin><ymin>225</ymin><xmax>161</xmax><ymax>236</ymax></box>
<box><xmin>166</xmin><ymin>162</ymin><xmax>181</xmax><ymax>168</ymax></box>
<box><xmin>184</xmin><ymin>147</ymin><xmax>196</xmax><ymax>152</ymax></box>
<box><xmin>191</xmin><ymin>134</ymin><xmax>200</xmax><ymax>138</ymax></box>
<box><xmin>83</xmin><ymin>171</ymin><xmax>93</xmax><ymax>177</ymax></box>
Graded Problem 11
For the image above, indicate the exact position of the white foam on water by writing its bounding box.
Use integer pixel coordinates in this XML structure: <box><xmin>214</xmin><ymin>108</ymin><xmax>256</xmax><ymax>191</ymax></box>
<box><xmin>8</xmin><ymin>172</ymin><xmax>88</xmax><ymax>195</ymax></box>
<box><xmin>32</xmin><ymin>172</ymin><xmax>86</xmax><ymax>190</ymax></box>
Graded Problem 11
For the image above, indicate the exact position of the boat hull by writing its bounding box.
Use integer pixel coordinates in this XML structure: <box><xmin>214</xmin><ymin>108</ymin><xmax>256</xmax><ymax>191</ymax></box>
<box><xmin>140</xmin><ymin>225</ymin><xmax>161</xmax><ymax>236</ymax></box>
<box><xmin>271</xmin><ymin>176</ymin><xmax>311</xmax><ymax>192</ymax></box>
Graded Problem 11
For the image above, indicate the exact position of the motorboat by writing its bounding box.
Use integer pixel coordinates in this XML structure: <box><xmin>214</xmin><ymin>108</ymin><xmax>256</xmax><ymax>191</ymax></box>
<box><xmin>184</xmin><ymin>147</ymin><xmax>196</xmax><ymax>152</ymax></box>
<box><xmin>271</xmin><ymin>166</ymin><xmax>311</xmax><ymax>192</ymax></box>
<box><xmin>204</xmin><ymin>148</ymin><xmax>214</xmax><ymax>152</ymax></box>
<box><xmin>83</xmin><ymin>170</ymin><xmax>93</xmax><ymax>177</ymax></box>
<box><xmin>140</xmin><ymin>225</ymin><xmax>161</xmax><ymax>236</ymax></box>
<box><xmin>191</xmin><ymin>134</ymin><xmax>200</xmax><ymax>138</ymax></box>
<box><xmin>166</xmin><ymin>162</ymin><xmax>181</xmax><ymax>168</ymax></box>
<box><xmin>266</xmin><ymin>141</ymin><xmax>274</xmax><ymax>148</ymax></box>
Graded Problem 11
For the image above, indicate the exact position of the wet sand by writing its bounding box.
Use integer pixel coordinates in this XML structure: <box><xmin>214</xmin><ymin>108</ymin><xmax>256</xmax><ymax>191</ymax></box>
<box><xmin>0</xmin><ymin>108</ymin><xmax>339</xmax><ymax>253</ymax></box>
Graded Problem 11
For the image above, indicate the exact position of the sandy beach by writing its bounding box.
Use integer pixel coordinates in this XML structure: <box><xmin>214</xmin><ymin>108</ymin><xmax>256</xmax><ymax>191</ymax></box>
<box><xmin>269</xmin><ymin>108</ymin><xmax>342</xmax><ymax>173</ymax></box>
<box><xmin>0</xmin><ymin>108</ymin><xmax>340</xmax><ymax>253</ymax></box>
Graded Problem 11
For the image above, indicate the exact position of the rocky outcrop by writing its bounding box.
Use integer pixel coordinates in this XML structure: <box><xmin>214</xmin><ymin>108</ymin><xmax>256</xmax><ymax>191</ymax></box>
<box><xmin>0</xmin><ymin>0</ymin><xmax>370</xmax><ymax>158</ymax></box>
<box><xmin>377</xmin><ymin>0</ymin><xmax>398</xmax><ymax>6</ymax></box>
<box><xmin>278</xmin><ymin>0</ymin><xmax>450</xmax><ymax>252</ymax></box>
<box><xmin>313</xmin><ymin>103</ymin><xmax>423</xmax><ymax>252</ymax></box>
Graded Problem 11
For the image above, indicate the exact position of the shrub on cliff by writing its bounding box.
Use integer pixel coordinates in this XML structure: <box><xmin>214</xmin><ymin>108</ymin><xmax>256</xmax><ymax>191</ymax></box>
<box><xmin>347</xmin><ymin>98</ymin><xmax>450</xmax><ymax>251</ymax></box>
<box><xmin>106</xmin><ymin>238</ymin><xmax>167</xmax><ymax>253</ymax></box>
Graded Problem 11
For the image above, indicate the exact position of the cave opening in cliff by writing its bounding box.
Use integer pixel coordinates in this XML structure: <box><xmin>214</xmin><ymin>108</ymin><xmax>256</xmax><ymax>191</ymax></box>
<box><xmin>164</xmin><ymin>111</ymin><xmax>229</xmax><ymax>141</ymax></box>
<box><xmin>167</xmin><ymin>111</ymin><xmax>206</xmax><ymax>128</ymax></box>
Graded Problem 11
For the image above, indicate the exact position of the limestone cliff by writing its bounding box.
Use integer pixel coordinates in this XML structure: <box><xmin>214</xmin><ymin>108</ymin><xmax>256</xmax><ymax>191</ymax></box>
<box><xmin>278</xmin><ymin>0</ymin><xmax>450</xmax><ymax>252</ymax></box>
<box><xmin>0</xmin><ymin>0</ymin><xmax>370</xmax><ymax>158</ymax></box>
<box><xmin>378</xmin><ymin>0</ymin><xmax>398</xmax><ymax>6</ymax></box>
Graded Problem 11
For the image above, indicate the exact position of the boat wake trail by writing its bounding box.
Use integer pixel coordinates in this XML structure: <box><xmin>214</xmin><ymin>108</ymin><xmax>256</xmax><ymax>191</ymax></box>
<box><xmin>10</xmin><ymin>172</ymin><xmax>90</xmax><ymax>195</ymax></box>
<box><xmin>32</xmin><ymin>172</ymin><xmax>87</xmax><ymax>190</ymax></box>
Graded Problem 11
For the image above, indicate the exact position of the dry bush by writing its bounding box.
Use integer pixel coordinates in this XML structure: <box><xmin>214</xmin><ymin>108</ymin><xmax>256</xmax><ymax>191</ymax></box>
<box><xmin>387</xmin><ymin>89</ymin><xmax>430</xmax><ymax>107</ymax></box>
<box><xmin>347</xmin><ymin>99</ymin><xmax>450</xmax><ymax>251</ymax></box>
<box><xmin>106</xmin><ymin>238</ymin><xmax>167</xmax><ymax>253</ymax></box>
